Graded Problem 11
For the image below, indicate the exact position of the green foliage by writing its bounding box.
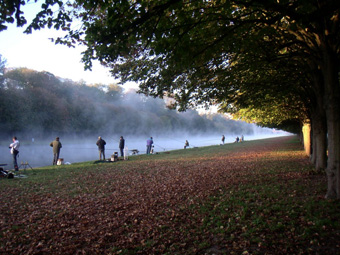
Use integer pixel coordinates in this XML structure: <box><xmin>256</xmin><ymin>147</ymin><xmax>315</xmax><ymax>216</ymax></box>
<box><xmin>1</xmin><ymin>1</ymin><xmax>339</xmax><ymax>133</ymax></box>
<box><xmin>0</xmin><ymin>67</ymin><xmax>257</xmax><ymax>138</ymax></box>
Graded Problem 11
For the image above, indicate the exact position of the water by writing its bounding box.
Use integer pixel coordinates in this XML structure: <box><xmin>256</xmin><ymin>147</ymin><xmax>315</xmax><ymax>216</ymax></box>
<box><xmin>0</xmin><ymin>132</ymin><xmax>290</xmax><ymax>169</ymax></box>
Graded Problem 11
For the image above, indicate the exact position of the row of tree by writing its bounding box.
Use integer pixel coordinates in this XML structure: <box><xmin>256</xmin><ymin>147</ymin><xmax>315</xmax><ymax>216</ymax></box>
<box><xmin>0</xmin><ymin>63</ymin><xmax>258</xmax><ymax>140</ymax></box>
<box><xmin>1</xmin><ymin>0</ymin><xmax>339</xmax><ymax>198</ymax></box>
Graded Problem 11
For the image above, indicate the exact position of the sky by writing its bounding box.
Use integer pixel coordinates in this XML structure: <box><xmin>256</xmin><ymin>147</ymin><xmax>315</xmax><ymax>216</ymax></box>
<box><xmin>0</xmin><ymin>1</ymin><xmax>137</xmax><ymax>89</ymax></box>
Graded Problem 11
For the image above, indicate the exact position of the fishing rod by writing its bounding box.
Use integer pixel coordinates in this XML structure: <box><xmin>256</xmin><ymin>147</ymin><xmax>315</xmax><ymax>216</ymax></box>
<box><xmin>164</xmin><ymin>137</ymin><xmax>198</xmax><ymax>148</ymax></box>
<box><xmin>153</xmin><ymin>143</ymin><xmax>167</xmax><ymax>151</ymax></box>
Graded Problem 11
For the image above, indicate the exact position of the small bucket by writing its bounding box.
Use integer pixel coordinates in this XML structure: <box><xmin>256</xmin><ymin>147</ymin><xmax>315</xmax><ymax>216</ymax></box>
<box><xmin>57</xmin><ymin>158</ymin><xmax>64</xmax><ymax>165</ymax></box>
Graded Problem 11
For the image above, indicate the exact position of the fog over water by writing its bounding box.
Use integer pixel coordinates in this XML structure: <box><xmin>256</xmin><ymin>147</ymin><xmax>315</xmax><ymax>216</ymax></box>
<box><xmin>0</xmin><ymin>69</ymin><xmax>294</xmax><ymax>170</ymax></box>
<box><xmin>0</xmin><ymin>130</ymin><xmax>290</xmax><ymax>170</ymax></box>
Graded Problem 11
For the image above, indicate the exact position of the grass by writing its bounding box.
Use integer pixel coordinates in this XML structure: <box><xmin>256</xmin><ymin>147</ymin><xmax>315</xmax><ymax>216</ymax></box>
<box><xmin>0</xmin><ymin>136</ymin><xmax>339</xmax><ymax>254</ymax></box>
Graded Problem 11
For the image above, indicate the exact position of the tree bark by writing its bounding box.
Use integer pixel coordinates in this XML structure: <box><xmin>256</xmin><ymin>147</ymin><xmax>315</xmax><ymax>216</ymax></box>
<box><xmin>302</xmin><ymin>122</ymin><xmax>311</xmax><ymax>157</ymax></box>
<box><xmin>310</xmin><ymin>71</ymin><xmax>327</xmax><ymax>171</ymax></box>
<box><xmin>311</xmin><ymin>113</ymin><xmax>327</xmax><ymax>171</ymax></box>
<box><xmin>322</xmin><ymin>48</ymin><xmax>340</xmax><ymax>199</ymax></box>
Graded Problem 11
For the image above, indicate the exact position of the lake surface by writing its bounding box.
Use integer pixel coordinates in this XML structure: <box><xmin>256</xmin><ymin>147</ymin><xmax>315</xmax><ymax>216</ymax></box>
<box><xmin>0</xmin><ymin>132</ymin><xmax>290</xmax><ymax>169</ymax></box>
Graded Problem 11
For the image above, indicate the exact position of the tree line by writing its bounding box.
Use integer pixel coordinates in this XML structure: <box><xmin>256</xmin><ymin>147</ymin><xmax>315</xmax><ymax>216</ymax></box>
<box><xmin>0</xmin><ymin>63</ymin><xmax>257</xmax><ymax>140</ymax></box>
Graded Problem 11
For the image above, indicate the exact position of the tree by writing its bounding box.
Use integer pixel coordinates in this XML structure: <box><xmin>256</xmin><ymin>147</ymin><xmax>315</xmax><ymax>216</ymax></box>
<box><xmin>1</xmin><ymin>0</ymin><xmax>339</xmax><ymax>198</ymax></box>
<box><xmin>76</xmin><ymin>0</ymin><xmax>339</xmax><ymax>199</ymax></box>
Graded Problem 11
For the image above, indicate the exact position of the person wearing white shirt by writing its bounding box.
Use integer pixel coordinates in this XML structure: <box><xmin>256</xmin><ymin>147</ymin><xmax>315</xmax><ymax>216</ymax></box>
<box><xmin>9</xmin><ymin>136</ymin><xmax>20</xmax><ymax>171</ymax></box>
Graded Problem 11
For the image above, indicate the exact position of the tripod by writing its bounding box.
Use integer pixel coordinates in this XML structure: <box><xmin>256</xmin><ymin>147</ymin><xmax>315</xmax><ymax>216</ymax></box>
<box><xmin>18</xmin><ymin>161</ymin><xmax>33</xmax><ymax>177</ymax></box>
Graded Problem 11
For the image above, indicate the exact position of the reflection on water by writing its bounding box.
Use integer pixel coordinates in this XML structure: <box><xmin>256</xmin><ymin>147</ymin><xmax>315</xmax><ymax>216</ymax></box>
<box><xmin>0</xmin><ymin>133</ymin><xmax>290</xmax><ymax>169</ymax></box>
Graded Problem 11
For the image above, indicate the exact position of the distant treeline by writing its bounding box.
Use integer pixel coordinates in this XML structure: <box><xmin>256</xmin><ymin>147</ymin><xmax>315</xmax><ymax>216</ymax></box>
<box><xmin>0</xmin><ymin>68</ymin><xmax>259</xmax><ymax>139</ymax></box>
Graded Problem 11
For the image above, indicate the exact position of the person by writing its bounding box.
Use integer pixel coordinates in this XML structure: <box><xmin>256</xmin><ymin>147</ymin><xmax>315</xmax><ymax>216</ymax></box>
<box><xmin>241</xmin><ymin>135</ymin><xmax>244</xmax><ymax>142</ymax></box>
<box><xmin>9</xmin><ymin>136</ymin><xmax>20</xmax><ymax>171</ymax></box>
<box><xmin>235</xmin><ymin>136</ymin><xmax>240</xmax><ymax>143</ymax></box>
<box><xmin>221</xmin><ymin>135</ymin><xmax>225</xmax><ymax>145</ymax></box>
<box><xmin>96</xmin><ymin>136</ymin><xmax>106</xmax><ymax>160</ymax></box>
<box><xmin>184</xmin><ymin>140</ymin><xmax>189</xmax><ymax>149</ymax></box>
<box><xmin>50</xmin><ymin>137</ymin><xmax>62</xmax><ymax>165</ymax></box>
<box><xmin>146</xmin><ymin>137</ymin><xmax>153</xmax><ymax>154</ymax></box>
<box><xmin>119</xmin><ymin>136</ymin><xmax>125</xmax><ymax>157</ymax></box>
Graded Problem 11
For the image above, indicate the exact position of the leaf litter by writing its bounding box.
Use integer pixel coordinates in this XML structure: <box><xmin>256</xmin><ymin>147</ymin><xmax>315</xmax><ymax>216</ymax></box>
<box><xmin>0</xmin><ymin>136</ymin><xmax>339</xmax><ymax>254</ymax></box>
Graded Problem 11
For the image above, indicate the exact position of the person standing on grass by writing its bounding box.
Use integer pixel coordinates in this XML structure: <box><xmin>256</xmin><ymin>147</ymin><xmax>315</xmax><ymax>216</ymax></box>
<box><xmin>146</xmin><ymin>137</ymin><xmax>153</xmax><ymax>154</ymax></box>
<box><xmin>119</xmin><ymin>136</ymin><xmax>125</xmax><ymax>157</ymax></box>
<box><xmin>184</xmin><ymin>140</ymin><xmax>189</xmax><ymax>149</ymax></box>
<box><xmin>96</xmin><ymin>136</ymin><xmax>106</xmax><ymax>160</ymax></box>
<box><xmin>9</xmin><ymin>136</ymin><xmax>20</xmax><ymax>171</ymax></box>
<box><xmin>221</xmin><ymin>135</ymin><xmax>225</xmax><ymax>145</ymax></box>
<box><xmin>50</xmin><ymin>137</ymin><xmax>62</xmax><ymax>165</ymax></box>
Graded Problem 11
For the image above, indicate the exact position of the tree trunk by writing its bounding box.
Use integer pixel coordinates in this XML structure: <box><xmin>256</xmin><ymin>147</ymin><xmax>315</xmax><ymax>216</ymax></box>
<box><xmin>302</xmin><ymin>122</ymin><xmax>311</xmax><ymax>157</ymax></box>
<box><xmin>325</xmin><ymin>104</ymin><xmax>340</xmax><ymax>199</ymax></box>
<box><xmin>311</xmin><ymin>114</ymin><xmax>327</xmax><ymax>171</ymax></box>
<box><xmin>310</xmin><ymin>71</ymin><xmax>327</xmax><ymax>171</ymax></box>
<box><xmin>322</xmin><ymin>48</ymin><xmax>340</xmax><ymax>199</ymax></box>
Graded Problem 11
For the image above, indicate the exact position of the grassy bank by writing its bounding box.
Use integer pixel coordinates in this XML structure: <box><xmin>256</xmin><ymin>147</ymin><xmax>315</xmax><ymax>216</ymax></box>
<box><xmin>0</xmin><ymin>136</ymin><xmax>339</xmax><ymax>254</ymax></box>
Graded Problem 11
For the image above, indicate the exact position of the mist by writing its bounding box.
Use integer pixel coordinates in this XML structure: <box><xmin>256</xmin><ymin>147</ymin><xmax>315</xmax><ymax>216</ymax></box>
<box><xmin>0</xmin><ymin>68</ymin><xmax>288</xmax><ymax>139</ymax></box>
<box><xmin>0</xmin><ymin>129</ymin><xmax>290</xmax><ymax>170</ymax></box>
<box><xmin>0</xmin><ymin>68</ymin><xmax>292</xmax><ymax>169</ymax></box>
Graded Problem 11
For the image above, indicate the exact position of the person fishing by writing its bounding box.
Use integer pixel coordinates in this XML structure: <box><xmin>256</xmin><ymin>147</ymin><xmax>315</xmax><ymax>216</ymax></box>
<box><xmin>146</xmin><ymin>137</ymin><xmax>153</xmax><ymax>154</ymax></box>
<box><xmin>184</xmin><ymin>140</ymin><xmax>189</xmax><ymax>149</ymax></box>
<box><xmin>119</xmin><ymin>136</ymin><xmax>125</xmax><ymax>157</ymax></box>
<box><xmin>96</xmin><ymin>136</ymin><xmax>106</xmax><ymax>160</ymax></box>
<box><xmin>50</xmin><ymin>137</ymin><xmax>62</xmax><ymax>165</ymax></box>
<box><xmin>9</xmin><ymin>136</ymin><xmax>20</xmax><ymax>171</ymax></box>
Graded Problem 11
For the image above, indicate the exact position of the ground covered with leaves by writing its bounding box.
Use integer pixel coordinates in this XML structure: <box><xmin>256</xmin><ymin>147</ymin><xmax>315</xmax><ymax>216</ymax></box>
<box><xmin>0</xmin><ymin>136</ymin><xmax>339</xmax><ymax>254</ymax></box>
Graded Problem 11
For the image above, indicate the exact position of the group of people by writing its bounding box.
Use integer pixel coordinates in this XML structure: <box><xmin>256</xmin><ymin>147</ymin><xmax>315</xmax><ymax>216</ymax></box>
<box><xmin>7</xmin><ymin>134</ymin><xmax>245</xmax><ymax>170</ymax></box>
<box><xmin>95</xmin><ymin>136</ymin><xmax>126</xmax><ymax>161</ymax></box>
<box><xmin>234</xmin><ymin>135</ymin><xmax>244</xmax><ymax>143</ymax></box>
<box><xmin>8</xmin><ymin>136</ymin><xmax>63</xmax><ymax>170</ymax></box>
<box><xmin>7</xmin><ymin>135</ymin><xmax>126</xmax><ymax>170</ymax></box>
<box><xmin>96</xmin><ymin>136</ymin><xmax>126</xmax><ymax>161</ymax></box>
<box><xmin>221</xmin><ymin>134</ymin><xmax>244</xmax><ymax>144</ymax></box>
<box><xmin>50</xmin><ymin>135</ymin><xmax>153</xmax><ymax>165</ymax></box>
<box><xmin>96</xmin><ymin>136</ymin><xmax>156</xmax><ymax>159</ymax></box>
<box><xmin>49</xmin><ymin>136</ymin><xmax>128</xmax><ymax>164</ymax></box>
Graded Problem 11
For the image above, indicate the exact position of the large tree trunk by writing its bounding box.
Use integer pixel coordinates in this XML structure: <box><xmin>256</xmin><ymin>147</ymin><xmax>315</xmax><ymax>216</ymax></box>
<box><xmin>310</xmin><ymin>70</ymin><xmax>327</xmax><ymax>171</ymax></box>
<box><xmin>325</xmin><ymin>104</ymin><xmax>340</xmax><ymax>199</ymax></box>
<box><xmin>302</xmin><ymin>122</ymin><xmax>311</xmax><ymax>157</ymax></box>
<box><xmin>311</xmin><ymin>113</ymin><xmax>327</xmax><ymax>171</ymax></box>
<box><xmin>322</xmin><ymin>49</ymin><xmax>340</xmax><ymax>199</ymax></box>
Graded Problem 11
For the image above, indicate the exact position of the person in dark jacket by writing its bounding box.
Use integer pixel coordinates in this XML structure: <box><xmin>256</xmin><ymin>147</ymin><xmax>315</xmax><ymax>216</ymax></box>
<box><xmin>119</xmin><ymin>136</ymin><xmax>125</xmax><ymax>157</ymax></box>
<box><xmin>50</xmin><ymin>137</ymin><xmax>62</xmax><ymax>165</ymax></box>
<box><xmin>184</xmin><ymin>140</ymin><xmax>189</xmax><ymax>149</ymax></box>
<box><xmin>96</xmin><ymin>136</ymin><xmax>106</xmax><ymax>160</ymax></box>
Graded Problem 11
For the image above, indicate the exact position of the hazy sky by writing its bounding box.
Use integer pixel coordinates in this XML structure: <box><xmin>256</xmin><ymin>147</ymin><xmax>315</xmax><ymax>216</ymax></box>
<box><xmin>0</xmin><ymin>1</ymin><xmax>137</xmax><ymax>88</ymax></box>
